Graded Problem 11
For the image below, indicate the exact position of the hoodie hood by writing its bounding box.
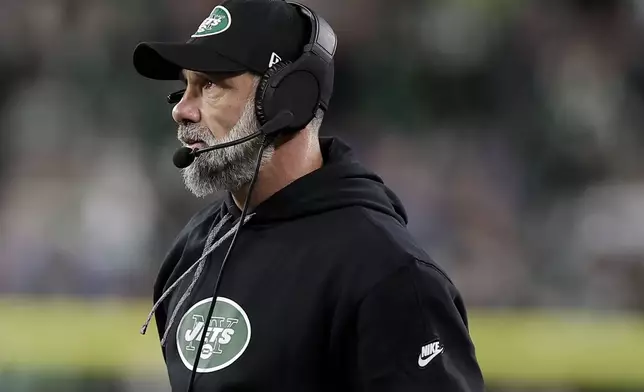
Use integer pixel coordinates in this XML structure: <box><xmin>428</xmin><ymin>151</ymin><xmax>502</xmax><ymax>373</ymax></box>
<box><xmin>223</xmin><ymin>137</ymin><xmax>408</xmax><ymax>226</ymax></box>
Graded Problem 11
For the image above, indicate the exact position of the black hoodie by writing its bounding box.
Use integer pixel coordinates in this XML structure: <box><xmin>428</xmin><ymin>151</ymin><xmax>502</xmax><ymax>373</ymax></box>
<box><xmin>147</xmin><ymin>137</ymin><xmax>485</xmax><ymax>391</ymax></box>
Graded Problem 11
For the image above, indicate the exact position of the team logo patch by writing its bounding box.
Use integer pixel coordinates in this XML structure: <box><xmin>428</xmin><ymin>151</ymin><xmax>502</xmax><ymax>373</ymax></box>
<box><xmin>192</xmin><ymin>6</ymin><xmax>232</xmax><ymax>37</ymax></box>
<box><xmin>176</xmin><ymin>297</ymin><xmax>251</xmax><ymax>373</ymax></box>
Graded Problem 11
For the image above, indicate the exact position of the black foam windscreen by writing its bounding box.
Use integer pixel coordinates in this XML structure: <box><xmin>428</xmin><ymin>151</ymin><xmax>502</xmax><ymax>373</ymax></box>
<box><xmin>173</xmin><ymin>147</ymin><xmax>196</xmax><ymax>168</ymax></box>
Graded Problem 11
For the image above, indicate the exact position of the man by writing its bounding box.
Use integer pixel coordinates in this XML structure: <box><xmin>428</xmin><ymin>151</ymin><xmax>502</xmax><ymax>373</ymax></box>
<box><xmin>133</xmin><ymin>0</ymin><xmax>485</xmax><ymax>391</ymax></box>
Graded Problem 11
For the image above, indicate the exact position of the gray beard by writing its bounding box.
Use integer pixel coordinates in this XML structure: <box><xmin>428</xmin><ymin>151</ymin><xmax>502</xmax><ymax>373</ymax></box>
<box><xmin>178</xmin><ymin>98</ymin><xmax>274</xmax><ymax>198</ymax></box>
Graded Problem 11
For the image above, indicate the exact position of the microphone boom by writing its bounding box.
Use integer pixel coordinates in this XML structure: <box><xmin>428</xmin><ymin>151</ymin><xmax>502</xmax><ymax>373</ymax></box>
<box><xmin>171</xmin><ymin>110</ymin><xmax>294</xmax><ymax>169</ymax></box>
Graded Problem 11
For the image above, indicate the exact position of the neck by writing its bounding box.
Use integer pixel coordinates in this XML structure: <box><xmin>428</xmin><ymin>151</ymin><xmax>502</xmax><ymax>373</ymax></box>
<box><xmin>231</xmin><ymin>132</ymin><xmax>322</xmax><ymax>210</ymax></box>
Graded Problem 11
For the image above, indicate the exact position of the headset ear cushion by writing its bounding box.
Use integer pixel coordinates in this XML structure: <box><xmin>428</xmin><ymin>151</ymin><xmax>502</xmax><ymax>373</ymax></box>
<box><xmin>255</xmin><ymin>61</ymin><xmax>292</xmax><ymax>125</ymax></box>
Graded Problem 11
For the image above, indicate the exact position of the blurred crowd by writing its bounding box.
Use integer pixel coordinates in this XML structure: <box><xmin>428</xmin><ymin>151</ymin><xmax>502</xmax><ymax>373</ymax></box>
<box><xmin>1</xmin><ymin>0</ymin><xmax>644</xmax><ymax>389</ymax></box>
<box><xmin>3</xmin><ymin>0</ymin><xmax>644</xmax><ymax>309</ymax></box>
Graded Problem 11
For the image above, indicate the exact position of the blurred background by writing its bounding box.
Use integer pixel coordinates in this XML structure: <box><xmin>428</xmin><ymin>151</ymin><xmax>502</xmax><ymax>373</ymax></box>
<box><xmin>1</xmin><ymin>0</ymin><xmax>644</xmax><ymax>390</ymax></box>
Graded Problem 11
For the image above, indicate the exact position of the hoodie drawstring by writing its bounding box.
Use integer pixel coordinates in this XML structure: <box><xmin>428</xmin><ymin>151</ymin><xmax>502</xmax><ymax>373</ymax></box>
<box><xmin>140</xmin><ymin>213</ymin><xmax>253</xmax><ymax>345</ymax></box>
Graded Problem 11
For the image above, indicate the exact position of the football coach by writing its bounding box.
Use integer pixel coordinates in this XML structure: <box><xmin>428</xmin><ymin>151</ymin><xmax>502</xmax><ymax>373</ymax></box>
<box><xmin>132</xmin><ymin>0</ymin><xmax>485</xmax><ymax>391</ymax></box>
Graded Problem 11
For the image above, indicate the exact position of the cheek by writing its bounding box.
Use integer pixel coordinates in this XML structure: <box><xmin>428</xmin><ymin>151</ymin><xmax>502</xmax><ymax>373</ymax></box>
<box><xmin>202</xmin><ymin>90</ymin><xmax>248</xmax><ymax>138</ymax></box>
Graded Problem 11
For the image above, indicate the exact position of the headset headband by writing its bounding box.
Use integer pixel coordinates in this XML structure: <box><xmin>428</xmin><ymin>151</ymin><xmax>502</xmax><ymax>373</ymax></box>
<box><xmin>287</xmin><ymin>2</ymin><xmax>337</xmax><ymax>65</ymax></box>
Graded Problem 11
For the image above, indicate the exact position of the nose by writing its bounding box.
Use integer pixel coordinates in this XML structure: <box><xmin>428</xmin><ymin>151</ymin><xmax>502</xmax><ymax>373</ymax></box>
<box><xmin>172</xmin><ymin>91</ymin><xmax>201</xmax><ymax>124</ymax></box>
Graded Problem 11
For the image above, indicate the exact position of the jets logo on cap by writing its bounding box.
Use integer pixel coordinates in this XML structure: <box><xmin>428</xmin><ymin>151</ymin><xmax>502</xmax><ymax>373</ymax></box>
<box><xmin>192</xmin><ymin>6</ymin><xmax>232</xmax><ymax>37</ymax></box>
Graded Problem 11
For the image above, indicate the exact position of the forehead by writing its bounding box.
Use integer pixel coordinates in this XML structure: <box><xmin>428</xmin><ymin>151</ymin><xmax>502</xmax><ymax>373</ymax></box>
<box><xmin>180</xmin><ymin>70</ymin><xmax>204</xmax><ymax>83</ymax></box>
<box><xmin>180</xmin><ymin>69</ymin><xmax>246</xmax><ymax>84</ymax></box>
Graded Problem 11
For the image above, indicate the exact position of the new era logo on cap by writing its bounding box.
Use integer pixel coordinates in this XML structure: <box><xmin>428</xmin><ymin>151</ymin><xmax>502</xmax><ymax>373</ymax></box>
<box><xmin>268</xmin><ymin>52</ymin><xmax>282</xmax><ymax>68</ymax></box>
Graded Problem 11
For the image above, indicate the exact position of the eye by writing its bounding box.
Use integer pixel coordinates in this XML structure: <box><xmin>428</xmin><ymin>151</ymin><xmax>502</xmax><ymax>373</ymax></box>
<box><xmin>203</xmin><ymin>80</ymin><xmax>216</xmax><ymax>91</ymax></box>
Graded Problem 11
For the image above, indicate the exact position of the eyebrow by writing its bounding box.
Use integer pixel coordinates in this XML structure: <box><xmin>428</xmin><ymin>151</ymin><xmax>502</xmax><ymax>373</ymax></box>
<box><xmin>180</xmin><ymin>70</ymin><xmax>213</xmax><ymax>85</ymax></box>
<box><xmin>180</xmin><ymin>70</ymin><xmax>242</xmax><ymax>88</ymax></box>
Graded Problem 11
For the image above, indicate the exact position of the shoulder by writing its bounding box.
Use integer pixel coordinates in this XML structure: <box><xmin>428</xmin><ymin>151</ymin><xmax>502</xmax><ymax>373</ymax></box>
<box><xmin>336</xmin><ymin>205</ymin><xmax>447</xmax><ymax>273</ymax></box>
<box><xmin>321</xmin><ymin>206</ymin><xmax>454</xmax><ymax>301</ymax></box>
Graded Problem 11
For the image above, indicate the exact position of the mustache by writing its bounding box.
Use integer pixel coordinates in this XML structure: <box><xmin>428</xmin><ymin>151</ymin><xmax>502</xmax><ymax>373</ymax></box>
<box><xmin>177</xmin><ymin>123</ymin><xmax>213</xmax><ymax>144</ymax></box>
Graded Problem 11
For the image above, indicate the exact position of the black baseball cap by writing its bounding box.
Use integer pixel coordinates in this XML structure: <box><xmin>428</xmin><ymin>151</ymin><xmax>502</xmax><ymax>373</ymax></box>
<box><xmin>133</xmin><ymin>0</ymin><xmax>310</xmax><ymax>80</ymax></box>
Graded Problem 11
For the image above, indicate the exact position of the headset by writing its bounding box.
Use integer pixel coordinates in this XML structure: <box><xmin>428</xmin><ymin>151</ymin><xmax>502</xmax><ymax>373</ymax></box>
<box><xmin>168</xmin><ymin>1</ymin><xmax>337</xmax><ymax>137</ymax></box>
<box><xmin>254</xmin><ymin>1</ymin><xmax>336</xmax><ymax>133</ymax></box>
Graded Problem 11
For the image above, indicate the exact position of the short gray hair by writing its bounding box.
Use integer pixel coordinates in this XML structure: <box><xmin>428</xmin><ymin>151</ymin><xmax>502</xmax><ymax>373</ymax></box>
<box><xmin>307</xmin><ymin>108</ymin><xmax>325</xmax><ymax>135</ymax></box>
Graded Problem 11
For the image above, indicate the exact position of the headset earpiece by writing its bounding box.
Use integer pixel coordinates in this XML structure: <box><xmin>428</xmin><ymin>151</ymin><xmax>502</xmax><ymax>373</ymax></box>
<box><xmin>253</xmin><ymin>2</ymin><xmax>336</xmax><ymax>136</ymax></box>
<box><xmin>255</xmin><ymin>61</ymin><xmax>291</xmax><ymax>126</ymax></box>
<box><xmin>255</xmin><ymin>57</ymin><xmax>322</xmax><ymax>133</ymax></box>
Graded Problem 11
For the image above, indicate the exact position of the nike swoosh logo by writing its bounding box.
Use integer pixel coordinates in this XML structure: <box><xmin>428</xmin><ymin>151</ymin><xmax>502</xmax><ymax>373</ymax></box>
<box><xmin>418</xmin><ymin>348</ymin><xmax>444</xmax><ymax>367</ymax></box>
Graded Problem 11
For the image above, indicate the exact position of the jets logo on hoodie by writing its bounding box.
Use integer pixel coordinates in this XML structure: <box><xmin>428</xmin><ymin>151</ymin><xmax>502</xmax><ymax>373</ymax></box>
<box><xmin>176</xmin><ymin>297</ymin><xmax>251</xmax><ymax>372</ymax></box>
